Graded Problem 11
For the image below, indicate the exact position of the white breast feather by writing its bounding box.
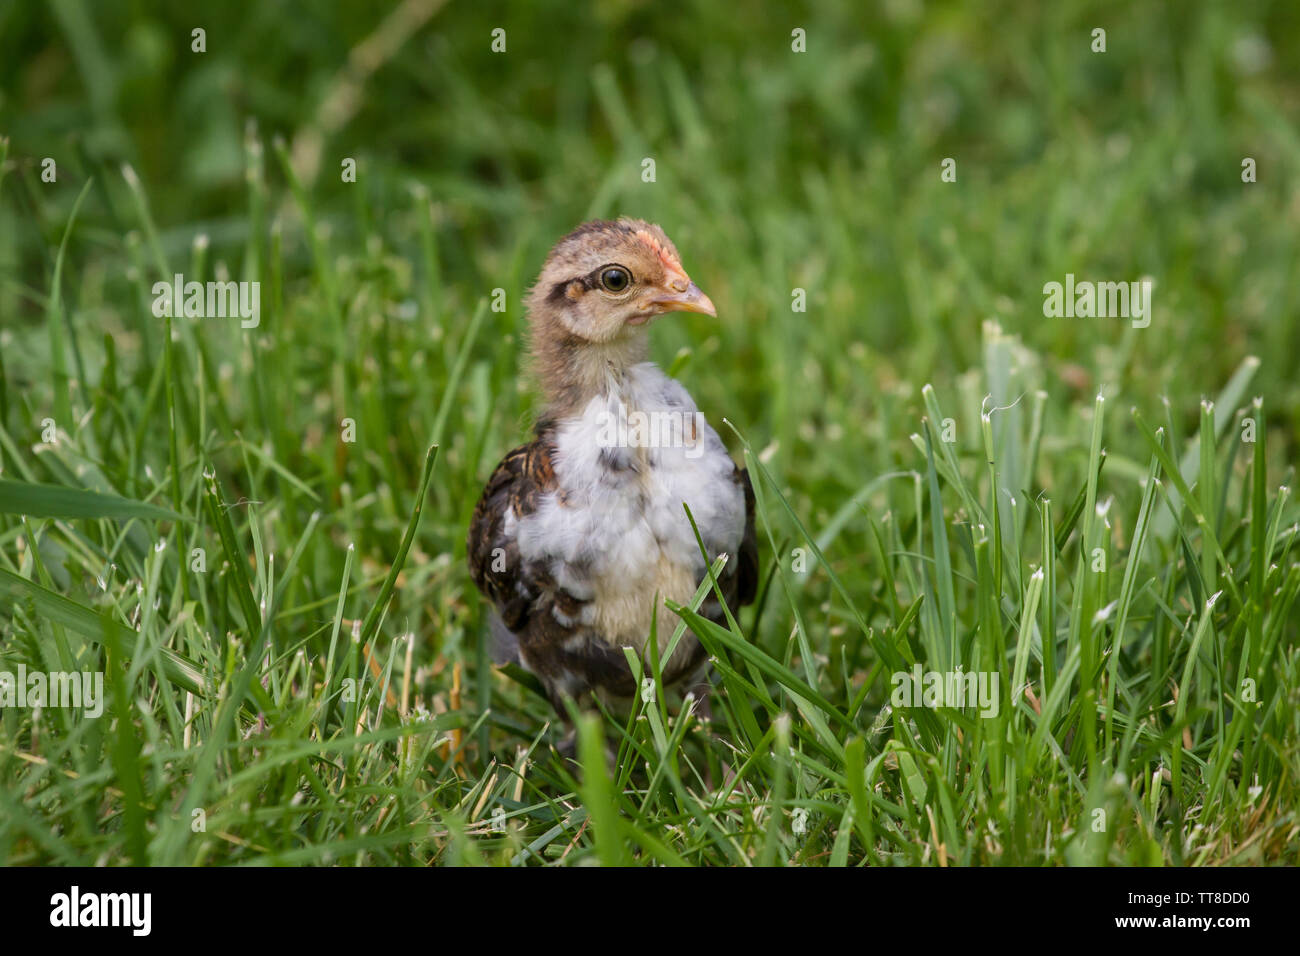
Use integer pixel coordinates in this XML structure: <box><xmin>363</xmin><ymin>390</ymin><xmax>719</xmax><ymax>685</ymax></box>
<box><xmin>514</xmin><ymin>363</ymin><xmax>745</xmax><ymax>659</ymax></box>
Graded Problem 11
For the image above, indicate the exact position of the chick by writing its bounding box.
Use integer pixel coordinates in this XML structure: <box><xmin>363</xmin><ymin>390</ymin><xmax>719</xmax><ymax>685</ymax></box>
<box><xmin>467</xmin><ymin>218</ymin><xmax>757</xmax><ymax>723</ymax></box>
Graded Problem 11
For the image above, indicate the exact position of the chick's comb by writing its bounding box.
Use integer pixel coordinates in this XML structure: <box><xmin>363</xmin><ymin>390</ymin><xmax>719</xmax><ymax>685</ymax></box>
<box><xmin>633</xmin><ymin>228</ymin><xmax>689</xmax><ymax>281</ymax></box>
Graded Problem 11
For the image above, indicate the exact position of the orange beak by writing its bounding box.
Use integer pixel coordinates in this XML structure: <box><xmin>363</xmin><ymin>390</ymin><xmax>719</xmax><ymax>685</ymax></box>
<box><xmin>649</xmin><ymin>278</ymin><xmax>717</xmax><ymax>318</ymax></box>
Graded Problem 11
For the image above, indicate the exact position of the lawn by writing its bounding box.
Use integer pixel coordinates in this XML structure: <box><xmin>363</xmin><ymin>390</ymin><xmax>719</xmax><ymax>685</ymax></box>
<box><xmin>1</xmin><ymin>0</ymin><xmax>1297</xmax><ymax>865</ymax></box>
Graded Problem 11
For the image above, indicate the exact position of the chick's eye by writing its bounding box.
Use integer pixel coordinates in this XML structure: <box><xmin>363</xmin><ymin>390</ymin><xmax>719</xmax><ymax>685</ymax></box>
<box><xmin>600</xmin><ymin>266</ymin><xmax>631</xmax><ymax>293</ymax></box>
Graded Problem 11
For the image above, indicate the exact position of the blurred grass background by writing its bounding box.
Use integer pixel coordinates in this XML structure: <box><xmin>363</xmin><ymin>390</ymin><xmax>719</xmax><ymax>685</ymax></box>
<box><xmin>1</xmin><ymin>0</ymin><xmax>1298</xmax><ymax>865</ymax></box>
<box><xmin>6</xmin><ymin>0</ymin><xmax>1299</xmax><ymax>446</ymax></box>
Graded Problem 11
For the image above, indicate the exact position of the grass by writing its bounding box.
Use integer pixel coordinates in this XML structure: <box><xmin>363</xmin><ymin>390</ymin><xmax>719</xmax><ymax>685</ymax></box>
<box><xmin>1</xmin><ymin>0</ymin><xmax>1298</xmax><ymax>866</ymax></box>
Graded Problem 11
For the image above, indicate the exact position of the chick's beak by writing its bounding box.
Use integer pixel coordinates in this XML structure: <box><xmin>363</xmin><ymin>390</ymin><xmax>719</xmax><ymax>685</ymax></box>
<box><xmin>650</xmin><ymin>278</ymin><xmax>717</xmax><ymax>317</ymax></box>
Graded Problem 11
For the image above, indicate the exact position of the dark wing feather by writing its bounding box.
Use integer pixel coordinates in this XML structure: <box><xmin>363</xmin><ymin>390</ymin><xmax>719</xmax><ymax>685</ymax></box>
<box><xmin>731</xmin><ymin>465</ymin><xmax>759</xmax><ymax>608</ymax></box>
<box><xmin>706</xmin><ymin>464</ymin><xmax>759</xmax><ymax>617</ymax></box>
<box><xmin>467</xmin><ymin>435</ymin><xmax>556</xmax><ymax>637</ymax></box>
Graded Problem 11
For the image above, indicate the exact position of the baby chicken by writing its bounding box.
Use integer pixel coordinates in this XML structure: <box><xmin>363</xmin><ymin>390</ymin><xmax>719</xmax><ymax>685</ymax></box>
<box><xmin>468</xmin><ymin>218</ymin><xmax>757</xmax><ymax>723</ymax></box>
